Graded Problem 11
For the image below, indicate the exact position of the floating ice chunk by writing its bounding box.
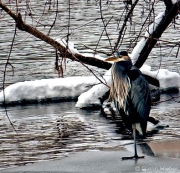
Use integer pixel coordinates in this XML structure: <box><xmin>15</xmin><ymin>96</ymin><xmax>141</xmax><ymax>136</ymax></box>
<box><xmin>1</xmin><ymin>64</ymin><xmax>179</xmax><ymax>107</ymax></box>
<box><xmin>155</xmin><ymin>69</ymin><xmax>180</xmax><ymax>88</ymax></box>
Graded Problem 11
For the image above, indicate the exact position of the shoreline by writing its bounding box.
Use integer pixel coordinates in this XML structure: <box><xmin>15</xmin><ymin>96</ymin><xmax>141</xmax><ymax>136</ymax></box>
<box><xmin>1</xmin><ymin>149</ymin><xmax>180</xmax><ymax>173</ymax></box>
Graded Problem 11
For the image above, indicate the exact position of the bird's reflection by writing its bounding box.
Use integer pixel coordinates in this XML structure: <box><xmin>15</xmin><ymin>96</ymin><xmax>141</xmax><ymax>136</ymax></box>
<box><xmin>139</xmin><ymin>142</ymin><xmax>155</xmax><ymax>157</ymax></box>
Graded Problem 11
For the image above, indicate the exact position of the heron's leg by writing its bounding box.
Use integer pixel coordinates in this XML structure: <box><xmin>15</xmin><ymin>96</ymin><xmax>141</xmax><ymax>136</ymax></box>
<box><xmin>132</xmin><ymin>124</ymin><xmax>138</xmax><ymax>158</ymax></box>
<box><xmin>121</xmin><ymin>124</ymin><xmax>144</xmax><ymax>160</ymax></box>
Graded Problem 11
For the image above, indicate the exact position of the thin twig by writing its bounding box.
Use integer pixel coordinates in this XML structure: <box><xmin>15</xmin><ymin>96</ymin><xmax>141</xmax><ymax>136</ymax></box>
<box><xmin>152</xmin><ymin>95</ymin><xmax>180</xmax><ymax>105</ymax></box>
<box><xmin>98</xmin><ymin>0</ymin><xmax>114</xmax><ymax>54</ymax></box>
<box><xmin>155</xmin><ymin>40</ymin><xmax>162</xmax><ymax>78</ymax></box>
<box><xmin>114</xmin><ymin>0</ymin><xmax>139</xmax><ymax>53</ymax></box>
<box><xmin>175</xmin><ymin>44</ymin><xmax>180</xmax><ymax>58</ymax></box>
<box><xmin>67</xmin><ymin>49</ymin><xmax>110</xmax><ymax>89</ymax></box>
<box><xmin>2</xmin><ymin>25</ymin><xmax>18</xmax><ymax>134</ymax></box>
<box><xmin>95</xmin><ymin>15</ymin><xmax>113</xmax><ymax>55</ymax></box>
<box><xmin>83</xmin><ymin>45</ymin><xmax>110</xmax><ymax>56</ymax></box>
<box><xmin>47</xmin><ymin>0</ymin><xmax>58</xmax><ymax>36</ymax></box>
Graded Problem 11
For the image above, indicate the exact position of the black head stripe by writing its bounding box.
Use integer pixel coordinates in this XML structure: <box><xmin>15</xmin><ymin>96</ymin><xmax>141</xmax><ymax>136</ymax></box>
<box><xmin>117</xmin><ymin>51</ymin><xmax>128</xmax><ymax>57</ymax></box>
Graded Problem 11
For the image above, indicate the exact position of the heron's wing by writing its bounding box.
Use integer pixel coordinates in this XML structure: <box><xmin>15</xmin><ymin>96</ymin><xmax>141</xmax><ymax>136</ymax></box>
<box><xmin>127</xmin><ymin>66</ymin><xmax>151</xmax><ymax>135</ymax></box>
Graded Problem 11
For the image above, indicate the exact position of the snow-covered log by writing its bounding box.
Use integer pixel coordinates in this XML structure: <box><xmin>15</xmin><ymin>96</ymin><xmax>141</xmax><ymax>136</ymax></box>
<box><xmin>0</xmin><ymin>66</ymin><xmax>179</xmax><ymax>106</ymax></box>
<box><xmin>0</xmin><ymin>76</ymin><xmax>99</xmax><ymax>105</ymax></box>
<box><xmin>76</xmin><ymin>65</ymin><xmax>180</xmax><ymax>108</ymax></box>
<box><xmin>140</xmin><ymin>64</ymin><xmax>180</xmax><ymax>88</ymax></box>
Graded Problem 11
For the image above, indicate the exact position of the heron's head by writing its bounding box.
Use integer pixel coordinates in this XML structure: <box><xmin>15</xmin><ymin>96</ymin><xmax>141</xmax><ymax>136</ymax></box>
<box><xmin>104</xmin><ymin>51</ymin><xmax>131</xmax><ymax>64</ymax></box>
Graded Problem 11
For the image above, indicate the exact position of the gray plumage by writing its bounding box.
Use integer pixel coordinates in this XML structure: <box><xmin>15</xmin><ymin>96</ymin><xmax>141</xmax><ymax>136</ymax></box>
<box><xmin>108</xmin><ymin>51</ymin><xmax>151</xmax><ymax>159</ymax></box>
<box><xmin>110</xmin><ymin>53</ymin><xmax>151</xmax><ymax>136</ymax></box>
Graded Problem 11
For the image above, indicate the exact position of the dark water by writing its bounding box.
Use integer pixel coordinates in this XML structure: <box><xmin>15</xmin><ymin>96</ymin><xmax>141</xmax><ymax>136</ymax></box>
<box><xmin>0</xmin><ymin>102</ymin><xmax>120</xmax><ymax>168</ymax></box>
<box><xmin>0</xmin><ymin>0</ymin><xmax>180</xmax><ymax>170</ymax></box>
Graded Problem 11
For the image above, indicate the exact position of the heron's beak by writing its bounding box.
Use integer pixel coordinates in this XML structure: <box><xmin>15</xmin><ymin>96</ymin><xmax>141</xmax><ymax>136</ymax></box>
<box><xmin>104</xmin><ymin>57</ymin><xmax>120</xmax><ymax>63</ymax></box>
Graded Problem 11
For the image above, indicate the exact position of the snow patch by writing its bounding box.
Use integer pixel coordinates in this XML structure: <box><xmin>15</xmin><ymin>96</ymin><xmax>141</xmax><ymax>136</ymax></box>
<box><xmin>56</xmin><ymin>38</ymin><xmax>79</xmax><ymax>54</ymax></box>
<box><xmin>81</xmin><ymin>53</ymin><xmax>105</xmax><ymax>61</ymax></box>
<box><xmin>129</xmin><ymin>38</ymin><xmax>146</xmax><ymax>64</ymax></box>
<box><xmin>75</xmin><ymin>70</ymin><xmax>111</xmax><ymax>108</ymax></box>
<box><xmin>140</xmin><ymin>64</ymin><xmax>180</xmax><ymax>88</ymax></box>
<box><xmin>171</xmin><ymin>0</ymin><xmax>178</xmax><ymax>4</ymax></box>
<box><xmin>56</xmin><ymin>39</ymin><xmax>105</xmax><ymax>60</ymax></box>
<box><xmin>145</xmin><ymin>11</ymin><xmax>165</xmax><ymax>38</ymax></box>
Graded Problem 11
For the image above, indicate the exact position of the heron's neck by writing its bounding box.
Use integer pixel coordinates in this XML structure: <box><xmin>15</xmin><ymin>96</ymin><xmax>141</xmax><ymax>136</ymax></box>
<box><xmin>116</xmin><ymin>60</ymin><xmax>132</xmax><ymax>71</ymax></box>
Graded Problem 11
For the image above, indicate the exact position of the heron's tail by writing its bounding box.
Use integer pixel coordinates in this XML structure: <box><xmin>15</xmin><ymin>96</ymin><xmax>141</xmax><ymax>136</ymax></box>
<box><xmin>134</xmin><ymin>123</ymin><xmax>143</xmax><ymax>136</ymax></box>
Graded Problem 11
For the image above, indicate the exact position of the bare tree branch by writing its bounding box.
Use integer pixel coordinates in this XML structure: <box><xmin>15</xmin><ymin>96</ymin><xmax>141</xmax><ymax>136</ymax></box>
<box><xmin>1</xmin><ymin>0</ymin><xmax>176</xmax><ymax>88</ymax></box>
<box><xmin>0</xmin><ymin>1</ymin><xmax>111</xmax><ymax>69</ymax></box>
<box><xmin>134</xmin><ymin>0</ymin><xmax>180</xmax><ymax>68</ymax></box>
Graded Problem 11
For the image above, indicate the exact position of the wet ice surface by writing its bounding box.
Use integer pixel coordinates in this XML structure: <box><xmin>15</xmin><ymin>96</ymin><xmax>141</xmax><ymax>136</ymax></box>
<box><xmin>0</xmin><ymin>93</ymin><xmax>180</xmax><ymax>169</ymax></box>
<box><xmin>146</xmin><ymin>94</ymin><xmax>180</xmax><ymax>158</ymax></box>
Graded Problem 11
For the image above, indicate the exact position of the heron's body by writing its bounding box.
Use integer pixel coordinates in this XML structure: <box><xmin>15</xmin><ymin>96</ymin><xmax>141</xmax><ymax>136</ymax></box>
<box><xmin>111</xmin><ymin>60</ymin><xmax>151</xmax><ymax>136</ymax></box>
<box><xmin>105</xmin><ymin>51</ymin><xmax>151</xmax><ymax>159</ymax></box>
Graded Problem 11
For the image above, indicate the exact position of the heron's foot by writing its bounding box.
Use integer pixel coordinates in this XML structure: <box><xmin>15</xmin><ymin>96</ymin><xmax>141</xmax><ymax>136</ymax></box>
<box><xmin>122</xmin><ymin>155</ymin><xmax>144</xmax><ymax>160</ymax></box>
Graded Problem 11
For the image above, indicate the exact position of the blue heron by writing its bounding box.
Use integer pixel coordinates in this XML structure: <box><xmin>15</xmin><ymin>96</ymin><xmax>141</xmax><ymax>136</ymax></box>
<box><xmin>105</xmin><ymin>51</ymin><xmax>151</xmax><ymax>160</ymax></box>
